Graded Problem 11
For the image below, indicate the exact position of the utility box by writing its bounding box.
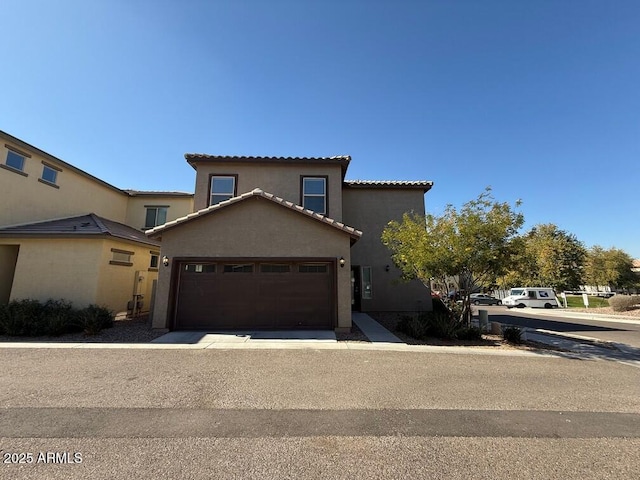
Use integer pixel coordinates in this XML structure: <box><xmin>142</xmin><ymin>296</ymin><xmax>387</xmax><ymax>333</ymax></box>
<box><xmin>133</xmin><ymin>271</ymin><xmax>147</xmax><ymax>296</ymax></box>
<box><xmin>478</xmin><ymin>309</ymin><xmax>489</xmax><ymax>331</ymax></box>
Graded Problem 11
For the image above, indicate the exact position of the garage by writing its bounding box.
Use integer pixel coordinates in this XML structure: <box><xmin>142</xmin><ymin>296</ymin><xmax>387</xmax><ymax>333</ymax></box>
<box><xmin>173</xmin><ymin>259</ymin><xmax>335</xmax><ymax>330</ymax></box>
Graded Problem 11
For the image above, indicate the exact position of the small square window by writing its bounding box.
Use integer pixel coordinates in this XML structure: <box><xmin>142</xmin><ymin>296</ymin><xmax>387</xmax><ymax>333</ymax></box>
<box><xmin>145</xmin><ymin>207</ymin><xmax>168</xmax><ymax>229</ymax></box>
<box><xmin>41</xmin><ymin>165</ymin><xmax>58</xmax><ymax>184</ymax></box>
<box><xmin>150</xmin><ymin>253</ymin><xmax>159</xmax><ymax>269</ymax></box>
<box><xmin>6</xmin><ymin>150</ymin><xmax>25</xmax><ymax>171</ymax></box>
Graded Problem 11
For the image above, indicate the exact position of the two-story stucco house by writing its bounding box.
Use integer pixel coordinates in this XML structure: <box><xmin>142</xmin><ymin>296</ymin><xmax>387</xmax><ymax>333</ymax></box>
<box><xmin>0</xmin><ymin>130</ymin><xmax>194</xmax><ymax>315</ymax></box>
<box><xmin>147</xmin><ymin>154</ymin><xmax>433</xmax><ymax>332</ymax></box>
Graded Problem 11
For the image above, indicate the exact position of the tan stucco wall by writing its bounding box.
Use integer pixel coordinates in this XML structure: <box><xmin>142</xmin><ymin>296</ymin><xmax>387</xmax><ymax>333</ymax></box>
<box><xmin>0</xmin><ymin>142</ymin><xmax>129</xmax><ymax>227</ymax></box>
<box><xmin>342</xmin><ymin>187</ymin><xmax>432</xmax><ymax>312</ymax></box>
<box><xmin>1</xmin><ymin>238</ymin><xmax>103</xmax><ymax>307</ymax></box>
<box><xmin>125</xmin><ymin>196</ymin><xmax>194</xmax><ymax>230</ymax></box>
<box><xmin>0</xmin><ymin>237</ymin><xmax>159</xmax><ymax>314</ymax></box>
<box><xmin>152</xmin><ymin>197</ymin><xmax>352</xmax><ymax>330</ymax></box>
<box><xmin>96</xmin><ymin>240</ymin><xmax>159</xmax><ymax>315</ymax></box>
<box><xmin>192</xmin><ymin>162</ymin><xmax>344</xmax><ymax>221</ymax></box>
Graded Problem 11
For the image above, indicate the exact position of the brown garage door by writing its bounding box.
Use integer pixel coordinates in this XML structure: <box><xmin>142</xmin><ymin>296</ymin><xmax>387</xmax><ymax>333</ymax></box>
<box><xmin>174</xmin><ymin>260</ymin><xmax>335</xmax><ymax>330</ymax></box>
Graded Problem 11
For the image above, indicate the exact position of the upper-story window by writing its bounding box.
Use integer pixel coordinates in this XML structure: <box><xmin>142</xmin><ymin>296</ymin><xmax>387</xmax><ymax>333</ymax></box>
<box><xmin>5</xmin><ymin>149</ymin><xmax>27</xmax><ymax>172</ymax></box>
<box><xmin>302</xmin><ymin>176</ymin><xmax>327</xmax><ymax>215</ymax></box>
<box><xmin>40</xmin><ymin>162</ymin><xmax>61</xmax><ymax>186</ymax></box>
<box><xmin>210</xmin><ymin>175</ymin><xmax>236</xmax><ymax>206</ymax></box>
<box><xmin>145</xmin><ymin>206</ymin><xmax>168</xmax><ymax>229</ymax></box>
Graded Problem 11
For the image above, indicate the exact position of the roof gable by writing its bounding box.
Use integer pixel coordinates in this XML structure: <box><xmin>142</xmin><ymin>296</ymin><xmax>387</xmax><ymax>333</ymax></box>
<box><xmin>146</xmin><ymin>188</ymin><xmax>362</xmax><ymax>242</ymax></box>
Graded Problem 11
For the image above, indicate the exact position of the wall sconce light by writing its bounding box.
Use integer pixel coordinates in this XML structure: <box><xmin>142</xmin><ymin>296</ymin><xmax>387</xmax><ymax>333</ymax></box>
<box><xmin>385</xmin><ymin>265</ymin><xmax>390</xmax><ymax>272</ymax></box>
<box><xmin>339</xmin><ymin>257</ymin><xmax>346</xmax><ymax>268</ymax></box>
<box><xmin>162</xmin><ymin>256</ymin><xmax>169</xmax><ymax>267</ymax></box>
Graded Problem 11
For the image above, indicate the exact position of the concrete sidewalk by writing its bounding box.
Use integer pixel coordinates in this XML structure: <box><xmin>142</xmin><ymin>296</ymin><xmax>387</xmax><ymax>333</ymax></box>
<box><xmin>352</xmin><ymin>312</ymin><xmax>404</xmax><ymax>343</ymax></box>
<box><xmin>1</xmin><ymin>312</ymin><xmax>638</xmax><ymax>366</ymax></box>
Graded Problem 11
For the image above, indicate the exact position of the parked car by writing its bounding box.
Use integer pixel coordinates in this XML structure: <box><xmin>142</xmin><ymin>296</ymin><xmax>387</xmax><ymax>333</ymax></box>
<box><xmin>469</xmin><ymin>293</ymin><xmax>502</xmax><ymax>306</ymax></box>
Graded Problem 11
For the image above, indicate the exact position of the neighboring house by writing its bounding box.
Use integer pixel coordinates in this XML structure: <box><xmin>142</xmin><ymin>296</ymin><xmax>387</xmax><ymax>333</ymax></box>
<box><xmin>147</xmin><ymin>154</ymin><xmax>433</xmax><ymax>332</ymax></box>
<box><xmin>0</xmin><ymin>131</ymin><xmax>193</xmax><ymax>314</ymax></box>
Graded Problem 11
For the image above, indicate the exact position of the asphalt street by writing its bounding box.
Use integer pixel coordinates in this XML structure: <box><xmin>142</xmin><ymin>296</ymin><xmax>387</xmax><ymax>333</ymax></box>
<box><xmin>484</xmin><ymin>306</ymin><xmax>640</xmax><ymax>348</ymax></box>
<box><xmin>1</xmin><ymin>348</ymin><xmax>639</xmax><ymax>479</ymax></box>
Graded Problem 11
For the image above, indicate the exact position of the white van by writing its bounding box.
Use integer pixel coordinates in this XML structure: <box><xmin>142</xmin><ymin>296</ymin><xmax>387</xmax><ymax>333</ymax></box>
<box><xmin>502</xmin><ymin>287</ymin><xmax>559</xmax><ymax>309</ymax></box>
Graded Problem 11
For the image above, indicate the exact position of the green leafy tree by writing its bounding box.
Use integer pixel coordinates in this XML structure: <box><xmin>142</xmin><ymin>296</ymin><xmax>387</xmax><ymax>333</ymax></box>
<box><xmin>503</xmin><ymin>224</ymin><xmax>586</xmax><ymax>291</ymax></box>
<box><xmin>381</xmin><ymin>188</ymin><xmax>524</xmax><ymax>325</ymax></box>
<box><xmin>585</xmin><ymin>246</ymin><xmax>638</xmax><ymax>291</ymax></box>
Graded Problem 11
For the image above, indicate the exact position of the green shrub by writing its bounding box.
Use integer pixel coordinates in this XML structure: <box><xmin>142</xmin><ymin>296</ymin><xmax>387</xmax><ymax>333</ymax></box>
<box><xmin>425</xmin><ymin>311</ymin><xmax>465</xmax><ymax>339</ymax></box>
<box><xmin>0</xmin><ymin>299</ymin><xmax>114</xmax><ymax>337</ymax></box>
<box><xmin>0</xmin><ymin>299</ymin><xmax>47</xmax><ymax>336</ymax></box>
<box><xmin>608</xmin><ymin>295</ymin><xmax>640</xmax><ymax>312</ymax></box>
<box><xmin>397</xmin><ymin>310</ymin><xmax>470</xmax><ymax>340</ymax></box>
<box><xmin>457</xmin><ymin>326</ymin><xmax>482</xmax><ymax>341</ymax></box>
<box><xmin>503</xmin><ymin>325</ymin><xmax>523</xmax><ymax>344</ymax></box>
<box><xmin>397</xmin><ymin>314</ymin><xmax>429</xmax><ymax>339</ymax></box>
<box><xmin>43</xmin><ymin>299</ymin><xmax>80</xmax><ymax>336</ymax></box>
<box><xmin>75</xmin><ymin>305</ymin><xmax>113</xmax><ymax>335</ymax></box>
<box><xmin>0</xmin><ymin>303</ymin><xmax>9</xmax><ymax>335</ymax></box>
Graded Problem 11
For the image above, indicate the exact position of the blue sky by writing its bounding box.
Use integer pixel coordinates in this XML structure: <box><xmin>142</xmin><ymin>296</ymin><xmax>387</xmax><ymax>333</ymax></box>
<box><xmin>2</xmin><ymin>0</ymin><xmax>639</xmax><ymax>258</ymax></box>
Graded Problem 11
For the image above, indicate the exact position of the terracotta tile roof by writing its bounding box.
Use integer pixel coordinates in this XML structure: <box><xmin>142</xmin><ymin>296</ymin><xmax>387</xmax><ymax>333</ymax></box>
<box><xmin>185</xmin><ymin>154</ymin><xmax>350</xmax><ymax>162</ymax></box>
<box><xmin>185</xmin><ymin>154</ymin><xmax>351</xmax><ymax>176</ymax></box>
<box><xmin>146</xmin><ymin>188</ymin><xmax>362</xmax><ymax>242</ymax></box>
<box><xmin>0</xmin><ymin>214</ymin><xmax>160</xmax><ymax>247</ymax></box>
<box><xmin>344</xmin><ymin>180</ymin><xmax>434</xmax><ymax>192</ymax></box>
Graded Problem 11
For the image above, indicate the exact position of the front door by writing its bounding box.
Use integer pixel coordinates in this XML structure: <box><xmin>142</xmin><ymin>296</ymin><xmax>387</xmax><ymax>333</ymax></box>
<box><xmin>351</xmin><ymin>266</ymin><xmax>361</xmax><ymax>311</ymax></box>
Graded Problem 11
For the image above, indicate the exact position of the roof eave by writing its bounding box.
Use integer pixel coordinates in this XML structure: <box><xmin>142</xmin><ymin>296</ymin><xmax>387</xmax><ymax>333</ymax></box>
<box><xmin>185</xmin><ymin>154</ymin><xmax>351</xmax><ymax>178</ymax></box>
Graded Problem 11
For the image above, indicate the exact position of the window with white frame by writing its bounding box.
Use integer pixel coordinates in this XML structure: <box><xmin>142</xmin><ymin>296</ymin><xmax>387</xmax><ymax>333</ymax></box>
<box><xmin>41</xmin><ymin>164</ymin><xmax>59</xmax><ymax>184</ymax></box>
<box><xmin>145</xmin><ymin>206</ymin><xmax>168</xmax><ymax>229</ymax></box>
<box><xmin>5</xmin><ymin>149</ymin><xmax>26</xmax><ymax>172</ymax></box>
<box><xmin>302</xmin><ymin>177</ymin><xmax>327</xmax><ymax>215</ymax></box>
<box><xmin>210</xmin><ymin>176</ymin><xmax>236</xmax><ymax>206</ymax></box>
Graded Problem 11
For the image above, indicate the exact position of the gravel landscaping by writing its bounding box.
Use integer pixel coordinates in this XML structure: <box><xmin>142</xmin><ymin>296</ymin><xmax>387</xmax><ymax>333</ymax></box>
<box><xmin>0</xmin><ymin>315</ymin><xmax>165</xmax><ymax>343</ymax></box>
<box><xmin>2</xmin><ymin>307</ymin><xmax>635</xmax><ymax>347</ymax></box>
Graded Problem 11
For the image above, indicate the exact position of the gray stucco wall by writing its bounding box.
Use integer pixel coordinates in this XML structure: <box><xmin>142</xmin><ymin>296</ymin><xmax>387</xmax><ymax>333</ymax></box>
<box><xmin>192</xmin><ymin>162</ymin><xmax>344</xmax><ymax>221</ymax></box>
<box><xmin>151</xmin><ymin>197</ymin><xmax>353</xmax><ymax>330</ymax></box>
<box><xmin>342</xmin><ymin>187</ymin><xmax>432</xmax><ymax>312</ymax></box>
